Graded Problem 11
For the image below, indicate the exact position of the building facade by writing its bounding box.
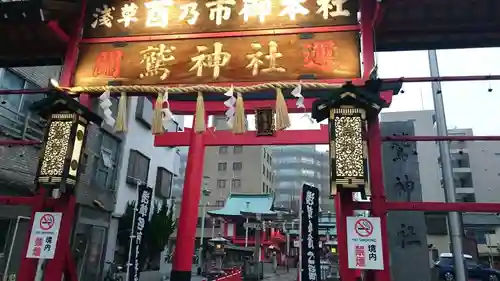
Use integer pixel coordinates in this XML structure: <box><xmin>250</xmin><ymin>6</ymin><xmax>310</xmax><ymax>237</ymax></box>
<box><xmin>170</xmin><ymin>116</ymin><xmax>274</xmax><ymax>247</ymax></box>
<box><xmin>104</xmin><ymin>96</ymin><xmax>183</xmax><ymax>267</ymax></box>
<box><xmin>0</xmin><ymin>67</ymin><xmax>181</xmax><ymax>281</ymax></box>
<box><xmin>381</xmin><ymin>110</ymin><xmax>500</xmax><ymax>264</ymax></box>
<box><xmin>447</xmin><ymin>128</ymin><xmax>500</xmax><ymax>204</ymax></box>
<box><xmin>271</xmin><ymin>145</ymin><xmax>332</xmax><ymax>213</ymax></box>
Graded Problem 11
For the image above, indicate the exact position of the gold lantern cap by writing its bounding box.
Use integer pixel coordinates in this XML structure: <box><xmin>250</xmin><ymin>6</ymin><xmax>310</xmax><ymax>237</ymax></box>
<box><xmin>311</xmin><ymin>79</ymin><xmax>402</xmax><ymax>123</ymax></box>
<box><xmin>30</xmin><ymin>90</ymin><xmax>102</xmax><ymax>125</ymax></box>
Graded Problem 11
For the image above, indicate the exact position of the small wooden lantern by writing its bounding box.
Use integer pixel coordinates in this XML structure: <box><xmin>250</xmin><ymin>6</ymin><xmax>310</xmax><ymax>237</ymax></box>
<box><xmin>255</xmin><ymin>108</ymin><xmax>275</xmax><ymax>136</ymax></box>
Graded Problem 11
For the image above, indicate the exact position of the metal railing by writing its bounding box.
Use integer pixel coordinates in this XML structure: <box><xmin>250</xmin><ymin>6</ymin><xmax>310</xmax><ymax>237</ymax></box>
<box><xmin>0</xmin><ymin>104</ymin><xmax>45</xmax><ymax>142</ymax></box>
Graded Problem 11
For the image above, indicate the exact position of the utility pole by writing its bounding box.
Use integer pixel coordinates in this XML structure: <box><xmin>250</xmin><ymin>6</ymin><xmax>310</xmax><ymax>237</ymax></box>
<box><xmin>428</xmin><ymin>49</ymin><xmax>467</xmax><ymax>281</ymax></box>
<box><xmin>197</xmin><ymin>178</ymin><xmax>211</xmax><ymax>276</ymax></box>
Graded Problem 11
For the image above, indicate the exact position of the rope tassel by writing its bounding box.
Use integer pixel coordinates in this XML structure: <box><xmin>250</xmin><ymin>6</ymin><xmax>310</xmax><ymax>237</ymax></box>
<box><xmin>232</xmin><ymin>93</ymin><xmax>246</xmax><ymax>134</ymax></box>
<box><xmin>152</xmin><ymin>92</ymin><xmax>164</xmax><ymax>135</ymax></box>
<box><xmin>194</xmin><ymin>92</ymin><xmax>206</xmax><ymax>134</ymax></box>
<box><xmin>114</xmin><ymin>92</ymin><xmax>128</xmax><ymax>132</ymax></box>
<box><xmin>275</xmin><ymin>88</ymin><xmax>291</xmax><ymax>131</ymax></box>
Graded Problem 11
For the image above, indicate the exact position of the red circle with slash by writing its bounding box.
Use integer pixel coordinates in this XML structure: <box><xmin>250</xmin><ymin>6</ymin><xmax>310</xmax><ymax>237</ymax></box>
<box><xmin>354</xmin><ymin>218</ymin><xmax>373</xmax><ymax>237</ymax></box>
<box><xmin>39</xmin><ymin>214</ymin><xmax>55</xmax><ymax>231</ymax></box>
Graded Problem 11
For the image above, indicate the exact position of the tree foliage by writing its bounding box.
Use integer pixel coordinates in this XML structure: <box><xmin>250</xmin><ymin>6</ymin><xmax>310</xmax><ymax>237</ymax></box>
<box><xmin>116</xmin><ymin>200</ymin><xmax>176</xmax><ymax>270</ymax></box>
<box><xmin>146</xmin><ymin>199</ymin><xmax>176</xmax><ymax>268</ymax></box>
<box><xmin>117</xmin><ymin>201</ymin><xmax>135</xmax><ymax>264</ymax></box>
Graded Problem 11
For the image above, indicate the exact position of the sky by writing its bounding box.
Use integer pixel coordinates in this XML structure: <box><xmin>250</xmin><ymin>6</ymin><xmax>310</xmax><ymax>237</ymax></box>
<box><xmin>181</xmin><ymin>47</ymin><xmax>500</xmax><ymax>149</ymax></box>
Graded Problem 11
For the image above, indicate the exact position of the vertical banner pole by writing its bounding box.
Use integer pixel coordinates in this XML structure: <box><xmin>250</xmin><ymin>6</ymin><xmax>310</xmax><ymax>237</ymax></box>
<box><xmin>298</xmin><ymin>186</ymin><xmax>303</xmax><ymax>281</ymax></box>
<box><xmin>245</xmin><ymin>217</ymin><xmax>249</xmax><ymax>247</ymax></box>
<box><xmin>128</xmin><ymin>182</ymin><xmax>153</xmax><ymax>281</ymax></box>
<box><xmin>300</xmin><ymin>184</ymin><xmax>321</xmax><ymax>281</ymax></box>
<box><xmin>126</xmin><ymin>181</ymin><xmax>140</xmax><ymax>281</ymax></box>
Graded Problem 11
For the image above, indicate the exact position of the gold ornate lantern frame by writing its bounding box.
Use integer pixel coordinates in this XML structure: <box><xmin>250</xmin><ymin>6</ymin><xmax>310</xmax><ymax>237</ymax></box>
<box><xmin>32</xmin><ymin>91</ymin><xmax>102</xmax><ymax>193</ymax></box>
<box><xmin>311</xmin><ymin>81</ymin><xmax>392</xmax><ymax>199</ymax></box>
<box><xmin>329</xmin><ymin>105</ymin><xmax>369</xmax><ymax>197</ymax></box>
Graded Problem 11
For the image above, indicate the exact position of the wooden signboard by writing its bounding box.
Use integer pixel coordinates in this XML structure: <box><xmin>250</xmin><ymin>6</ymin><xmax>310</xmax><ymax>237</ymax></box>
<box><xmin>83</xmin><ymin>0</ymin><xmax>358</xmax><ymax>38</ymax></box>
<box><xmin>74</xmin><ymin>31</ymin><xmax>360</xmax><ymax>86</ymax></box>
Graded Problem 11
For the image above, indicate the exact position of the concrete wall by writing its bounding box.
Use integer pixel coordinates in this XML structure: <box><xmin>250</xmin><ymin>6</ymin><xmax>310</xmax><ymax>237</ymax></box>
<box><xmin>381</xmin><ymin>110</ymin><xmax>444</xmax><ymax>202</ymax></box>
<box><xmin>467</xmin><ymin>141</ymin><xmax>500</xmax><ymax>203</ymax></box>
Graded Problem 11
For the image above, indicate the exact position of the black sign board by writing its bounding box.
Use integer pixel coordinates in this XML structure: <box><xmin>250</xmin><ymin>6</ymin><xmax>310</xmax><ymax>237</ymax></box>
<box><xmin>300</xmin><ymin>183</ymin><xmax>321</xmax><ymax>281</ymax></box>
<box><xmin>129</xmin><ymin>183</ymin><xmax>153</xmax><ymax>281</ymax></box>
<box><xmin>82</xmin><ymin>0</ymin><xmax>359</xmax><ymax>38</ymax></box>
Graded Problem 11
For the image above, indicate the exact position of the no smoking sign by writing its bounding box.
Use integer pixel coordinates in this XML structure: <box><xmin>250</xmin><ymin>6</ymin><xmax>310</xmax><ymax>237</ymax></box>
<box><xmin>39</xmin><ymin>214</ymin><xmax>55</xmax><ymax>231</ymax></box>
<box><xmin>354</xmin><ymin>218</ymin><xmax>373</xmax><ymax>237</ymax></box>
<box><xmin>346</xmin><ymin>216</ymin><xmax>384</xmax><ymax>270</ymax></box>
<box><xmin>26</xmin><ymin>212</ymin><xmax>62</xmax><ymax>259</ymax></box>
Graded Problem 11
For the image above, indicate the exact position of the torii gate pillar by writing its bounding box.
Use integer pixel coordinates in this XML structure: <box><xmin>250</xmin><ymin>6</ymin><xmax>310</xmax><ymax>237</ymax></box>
<box><xmin>170</xmin><ymin>119</ymin><xmax>207</xmax><ymax>281</ymax></box>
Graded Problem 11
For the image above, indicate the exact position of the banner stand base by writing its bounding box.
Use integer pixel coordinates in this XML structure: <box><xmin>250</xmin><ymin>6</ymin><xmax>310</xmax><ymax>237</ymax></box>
<box><xmin>170</xmin><ymin>270</ymin><xmax>192</xmax><ymax>281</ymax></box>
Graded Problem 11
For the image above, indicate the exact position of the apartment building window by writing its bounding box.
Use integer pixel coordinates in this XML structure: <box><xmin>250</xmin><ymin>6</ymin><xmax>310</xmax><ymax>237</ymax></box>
<box><xmin>218</xmin><ymin>162</ymin><xmax>227</xmax><ymax>171</ymax></box>
<box><xmin>473</xmin><ymin>229</ymin><xmax>495</xmax><ymax>245</ymax></box>
<box><xmin>155</xmin><ymin>167</ymin><xmax>173</xmax><ymax>198</ymax></box>
<box><xmin>233</xmin><ymin>146</ymin><xmax>243</xmax><ymax>154</ymax></box>
<box><xmin>451</xmin><ymin>152</ymin><xmax>470</xmax><ymax>168</ymax></box>
<box><xmin>262</xmin><ymin>182</ymin><xmax>266</xmax><ymax>193</ymax></box>
<box><xmin>1</xmin><ymin>70</ymin><xmax>26</xmax><ymax>109</ymax></box>
<box><xmin>301</xmin><ymin>157</ymin><xmax>315</xmax><ymax>165</ymax></box>
<box><xmin>262</xmin><ymin>165</ymin><xmax>266</xmax><ymax>175</ymax></box>
<box><xmin>425</xmin><ymin>214</ymin><xmax>448</xmax><ymax>235</ymax></box>
<box><xmin>93</xmin><ymin>132</ymin><xmax>120</xmax><ymax>190</ymax></box>
<box><xmin>302</xmin><ymin>169</ymin><xmax>315</xmax><ymax>177</ymax></box>
<box><xmin>453</xmin><ymin>172</ymin><xmax>473</xmax><ymax>187</ymax></box>
<box><xmin>231</xmin><ymin>179</ymin><xmax>241</xmax><ymax>189</ymax></box>
<box><xmin>457</xmin><ymin>193</ymin><xmax>476</xmax><ymax>203</ymax></box>
<box><xmin>219</xmin><ymin>146</ymin><xmax>228</xmax><ymax>154</ymax></box>
<box><xmin>217</xmin><ymin>179</ymin><xmax>227</xmax><ymax>189</ymax></box>
<box><xmin>233</xmin><ymin>162</ymin><xmax>242</xmax><ymax>171</ymax></box>
<box><xmin>0</xmin><ymin>69</ymin><xmax>43</xmax><ymax>116</ymax></box>
<box><xmin>216</xmin><ymin>200</ymin><xmax>225</xmax><ymax>207</ymax></box>
<box><xmin>280</xmin><ymin>169</ymin><xmax>297</xmax><ymax>176</ymax></box>
<box><xmin>127</xmin><ymin>149</ymin><xmax>150</xmax><ymax>184</ymax></box>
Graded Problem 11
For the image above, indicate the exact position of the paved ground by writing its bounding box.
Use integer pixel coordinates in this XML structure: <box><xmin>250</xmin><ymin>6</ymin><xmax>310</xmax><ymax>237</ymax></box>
<box><xmin>262</xmin><ymin>269</ymin><xmax>297</xmax><ymax>281</ymax></box>
<box><xmin>122</xmin><ymin>263</ymin><xmax>298</xmax><ymax>281</ymax></box>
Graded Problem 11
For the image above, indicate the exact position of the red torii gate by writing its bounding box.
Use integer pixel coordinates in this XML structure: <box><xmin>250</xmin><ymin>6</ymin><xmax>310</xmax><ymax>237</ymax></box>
<box><xmin>1</xmin><ymin>0</ymin><xmax>500</xmax><ymax>281</ymax></box>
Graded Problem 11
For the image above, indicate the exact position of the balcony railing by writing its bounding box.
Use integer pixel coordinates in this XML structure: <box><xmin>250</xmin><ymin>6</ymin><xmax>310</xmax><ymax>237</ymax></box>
<box><xmin>0</xmin><ymin>104</ymin><xmax>45</xmax><ymax>141</ymax></box>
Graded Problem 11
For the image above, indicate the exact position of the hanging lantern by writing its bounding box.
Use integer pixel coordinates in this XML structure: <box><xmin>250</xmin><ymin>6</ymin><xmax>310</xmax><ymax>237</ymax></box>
<box><xmin>32</xmin><ymin>91</ymin><xmax>102</xmax><ymax>193</ymax></box>
<box><xmin>312</xmin><ymin>81</ymin><xmax>401</xmax><ymax>198</ymax></box>
<box><xmin>329</xmin><ymin>105</ymin><xmax>369</xmax><ymax>196</ymax></box>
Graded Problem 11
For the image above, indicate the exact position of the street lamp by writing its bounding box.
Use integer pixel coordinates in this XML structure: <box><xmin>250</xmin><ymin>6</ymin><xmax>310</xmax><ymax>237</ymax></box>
<box><xmin>33</xmin><ymin>91</ymin><xmax>102</xmax><ymax>195</ymax></box>
<box><xmin>197</xmin><ymin>184</ymin><xmax>211</xmax><ymax>275</ymax></box>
